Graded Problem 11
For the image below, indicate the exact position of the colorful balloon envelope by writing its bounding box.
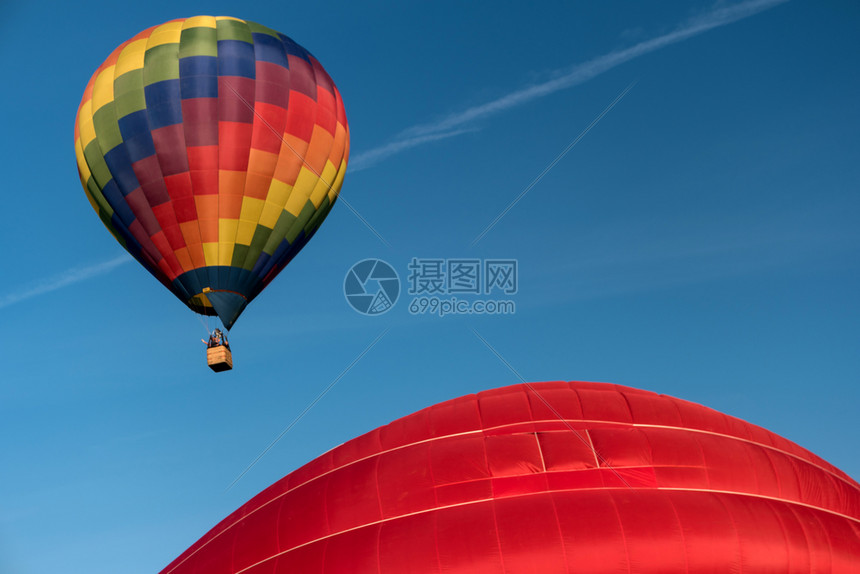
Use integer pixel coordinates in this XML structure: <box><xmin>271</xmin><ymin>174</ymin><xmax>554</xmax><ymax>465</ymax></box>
<box><xmin>74</xmin><ymin>16</ymin><xmax>349</xmax><ymax>329</ymax></box>
<box><xmin>160</xmin><ymin>381</ymin><xmax>860</xmax><ymax>573</ymax></box>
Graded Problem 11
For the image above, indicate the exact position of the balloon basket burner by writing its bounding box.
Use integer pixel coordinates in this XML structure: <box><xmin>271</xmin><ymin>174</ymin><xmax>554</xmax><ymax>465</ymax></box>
<box><xmin>207</xmin><ymin>346</ymin><xmax>233</xmax><ymax>372</ymax></box>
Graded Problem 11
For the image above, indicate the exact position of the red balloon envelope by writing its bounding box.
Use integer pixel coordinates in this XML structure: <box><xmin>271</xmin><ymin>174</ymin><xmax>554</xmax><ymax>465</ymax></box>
<box><xmin>161</xmin><ymin>382</ymin><xmax>860</xmax><ymax>573</ymax></box>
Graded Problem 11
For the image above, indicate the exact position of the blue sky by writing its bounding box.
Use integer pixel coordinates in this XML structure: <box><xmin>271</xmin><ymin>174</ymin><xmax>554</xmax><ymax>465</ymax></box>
<box><xmin>1</xmin><ymin>1</ymin><xmax>858</xmax><ymax>572</ymax></box>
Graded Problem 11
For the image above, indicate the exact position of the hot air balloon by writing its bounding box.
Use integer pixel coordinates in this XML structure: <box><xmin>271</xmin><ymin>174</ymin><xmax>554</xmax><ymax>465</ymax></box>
<box><xmin>74</xmin><ymin>16</ymin><xmax>349</xmax><ymax>352</ymax></box>
<box><xmin>160</xmin><ymin>381</ymin><xmax>860</xmax><ymax>572</ymax></box>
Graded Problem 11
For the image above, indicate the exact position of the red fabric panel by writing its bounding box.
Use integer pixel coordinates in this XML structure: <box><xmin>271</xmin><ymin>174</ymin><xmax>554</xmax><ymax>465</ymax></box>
<box><xmin>186</xmin><ymin>146</ymin><xmax>219</xmax><ymax>174</ymax></box>
<box><xmin>131</xmin><ymin>155</ymin><xmax>163</xmax><ymax>191</ymax></box>
<box><xmin>526</xmin><ymin>382</ymin><xmax>585</xmax><ymax>421</ymax></box>
<box><xmin>276</xmin><ymin>474</ymin><xmax>330</xmax><ymax>550</ymax></box>
<box><xmin>742</xmin><ymin>442</ymin><xmax>782</xmax><ymax>496</ymax></box>
<box><xmin>172</xmin><ymin>197</ymin><xmax>197</xmax><ymax>224</ymax></box>
<box><xmin>485</xmin><ymin>433</ymin><xmax>542</xmax><ymax>477</ymax></box>
<box><xmin>151</xmin><ymin>124</ymin><xmax>190</xmax><ymax>176</ymax></box>
<box><xmin>434</xmin><ymin>479</ymin><xmax>492</xmax><ymax>507</ymax></box>
<box><xmin>699</xmin><ymin>431</ymin><xmax>759</xmax><ymax>492</ymax></box>
<box><xmin>612</xmin><ymin>491</ymin><xmax>688</xmax><ymax>573</ymax></box>
<box><xmin>219</xmin><ymin>76</ymin><xmax>255</xmax><ymax>123</ymax></box>
<box><xmin>380</xmin><ymin>407</ymin><xmax>429</xmax><ymax>451</ymax></box>
<box><xmin>286</xmin><ymin>448</ymin><xmax>334</xmax><ymax>492</ymax></box>
<box><xmin>325</xmin><ymin>457</ymin><xmax>381</xmax><ymax>533</ymax></box>
<box><xmin>314</xmin><ymin>88</ymin><xmax>337</xmax><ymax>136</ymax></box>
<box><xmin>555</xmin><ymin>491</ymin><xmax>630</xmax><ymax>573</ymax></box>
<box><xmin>151</xmin><ymin>204</ymin><xmax>185</xmax><ymax>249</ymax></box>
<box><xmin>728</xmin><ymin>493</ymin><xmax>792</xmax><ymax>572</ymax></box>
<box><xmin>241</xmin><ymin>557</ymin><xmax>277</xmax><ymax>574</ymax></box>
<box><xmin>491</xmin><ymin>474</ymin><xmax>548</xmax><ymax>498</ymax></box>
<box><xmin>495</xmin><ymin>493</ymin><xmax>566</xmax><ymax>573</ymax></box>
<box><xmin>430</xmin><ymin>434</ymin><xmax>489</xmax><ymax>485</ymax></box>
<box><xmin>127</xmin><ymin>219</ymin><xmax>161</xmax><ymax>266</ymax></box>
<box><xmin>648</xmin><ymin>427</ymin><xmax>707</xmax><ymax>470</ymax></box>
<box><xmin>577</xmin><ymin>387</ymin><xmax>633</xmax><ymax>423</ymax></box>
<box><xmin>655</xmin><ymin>464</ymin><xmax>711</xmax><ymax>488</ymax></box>
<box><xmin>231</xmin><ymin>499</ymin><xmax>281</xmax><ymax>573</ymax></box>
<box><xmin>623</xmin><ymin>389</ymin><xmax>683</xmax><ymax>426</ymax></box>
<box><xmin>537</xmin><ymin>430</ymin><xmax>598</xmax><ymax>471</ymax></box>
<box><xmin>149</xmin><ymin>232</ymin><xmax>181</xmax><ymax>279</ymax></box>
<box><xmin>427</xmin><ymin>395</ymin><xmax>482</xmax><ymax>438</ymax></box>
<box><xmin>589</xmin><ymin>427</ymin><xmax>653</xmax><ymax>467</ymax></box>
<box><xmin>827</xmin><ymin>515</ymin><xmax>860</xmax><ymax>571</ymax></box>
<box><xmin>477</xmin><ymin>387</ymin><xmax>532</xmax><ymax>429</ymax></box>
<box><xmin>286</xmin><ymin>55</ymin><xmax>316</xmax><ymax>100</ymax></box>
<box><xmin>125</xmin><ymin>188</ymin><xmax>161</xmax><ymax>237</ymax></box>
<box><xmin>274</xmin><ymin>541</ymin><xmax>324</xmax><ymax>573</ymax></box>
<box><xmin>190</xmin><ymin>171</ymin><xmax>219</xmax><ymax>198</ymax></box>
<box><xmin>615</xmin><ymin>466</ymin><xmax>659</xmax><ymax>487</ymax></box>
<box><xmin>330</xmin><ymin>427</ymin><xmax>381</xmax><ymax>469</ymax></box>
<box><xmin>324</xmin><ymin>524</ymin><xmax>381</xmax><ymax>574</ymax></box>
<box><xmin>769</xmin><ymin>497</ymin><xmax>813</xmax><ymax>571</ymax></box>
<box><xmin>255</xmin><ymin>61</ymin><xmax>290</xmax><ymax>107</ymax></box>
<box><xmin>163</xmin><ymin>171</ymin><xmax>194</xmax><ymax>202</ymax></box>
<box><xmin>435</xmin><ymin>502</ymin><xmax>503</xmax><ymax>573</ymax></box>
<box><xmin>140</xmin><ymin>179</ymin><xmax>171</xmax><ymax>209</ymax></box>
<box><xmin>674</xmin><ymin>398</ymin><xmax>728</xmax><ymax>434</ymax></box>
<box><xmin>250</xmin><ymin>101</ymin><xmax>288</xmax><ymax>155</ymax></box>
<box><xmin>190</xmin><ymin>526</ymin><xmax>236</xmax><ymax>574</ymax></box>
<box><xmin>218</xmin><ymin>121</ymin><xmax>253</xmax><ymax>172</ymax></box>
<box><xmin>546</xmin><ymin>468</ymin><xmax>613</xmax><ymax>491</ymax></box>
<box><xmin>181</xmin><ymin>98</ymin><xmax>219</xmax><ymax>147</ymax></box>
<box><xmin>378</xmin><ymin>443</ymin><xmax>435</xmax><ymax>518</ymax></box>
<box><xmin>669</xmin><ymin>491</ymin><xmax>739</xmax><ymax>571</ymax></box>
<box><xmin>283</xmin><ymin>92</ymin><xmax>316</xmax><ymax>143</ymax></box>
<box><xmin>310</xmin><ymin>57</ymin><xmax>334</xmax><ymax>95</ymax></box>
<box><xmin>379</xmin><ymin>514</ymin><xmax>439</xmax><ymax>574</ymax></box>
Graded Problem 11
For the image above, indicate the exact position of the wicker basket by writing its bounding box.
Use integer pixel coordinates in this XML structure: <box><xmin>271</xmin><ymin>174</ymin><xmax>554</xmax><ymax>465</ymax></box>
<box><xmin>207</xmin><ymin>346</ymin><xmax>233</xmax><ymax>372</ymax></box>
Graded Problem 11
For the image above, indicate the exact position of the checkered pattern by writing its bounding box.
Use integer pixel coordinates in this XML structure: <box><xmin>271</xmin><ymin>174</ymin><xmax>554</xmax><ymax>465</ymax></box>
<box><xmin>75</xmin><ymin>16</ymin><xmax>349</xmax><ymax>327</ymax></box>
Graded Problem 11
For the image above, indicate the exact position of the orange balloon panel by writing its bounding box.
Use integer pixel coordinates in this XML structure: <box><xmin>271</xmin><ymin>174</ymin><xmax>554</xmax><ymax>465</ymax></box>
<box><xmin>160</xmin><ymin>382</ymin><xmax>860</xmax><ymax>573</ymax></box>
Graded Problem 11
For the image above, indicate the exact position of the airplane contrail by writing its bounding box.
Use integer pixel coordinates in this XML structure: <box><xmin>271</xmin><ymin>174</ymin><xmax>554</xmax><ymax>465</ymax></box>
<box><xmin>0</xmin><ymin>254</ymin><xmax>131</xmax><ymax>310</ymax></box>
<box><xmin>349</xmin><ymin>0</ymin><xmax>788</xmax><ymax>171</ymax></box>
